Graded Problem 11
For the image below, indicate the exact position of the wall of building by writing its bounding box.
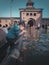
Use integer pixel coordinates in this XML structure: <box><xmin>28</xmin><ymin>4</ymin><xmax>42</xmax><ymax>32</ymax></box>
<box><xmin>0</xmin><ymin>18</ymin><xmax>20</xmax><ymax>27</ymax></box>
<box><xmin>42</xmin><ymin>18</ymin><xmax>49</xmax><ymax>25</ymax></box>
<box><xmin>20</xmin><ymin>9</ymin><xmax>42</xmax><ymax>26</ymax></box>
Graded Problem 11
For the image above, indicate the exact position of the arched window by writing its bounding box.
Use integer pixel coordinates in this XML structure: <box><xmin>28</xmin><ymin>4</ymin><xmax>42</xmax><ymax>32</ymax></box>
<box><xmin>28</xmin><ymin>18</ymin><xmax>36</xmax><ymax>27</ymax></box>
<box><xmin>3</xmin><ymin>26</ymin><xmax>5</xmax><ymax>27</ymax></box>
<box><xmin>30</xmin><ymin>13</ymin><xmax>32</xmax><ymax>16</ymax></box>
<box><xmin>26</xmin><ymin>13</ymin><xmax>29</xmax><ymax>16</ymax></box>
<box><xmin>28</xmin><ymin>20</ymin><xmax>33</xmax><ymax>27</ymax></box>
<box><xmin>0</xmin><ymin>24</ymin><xmax>2</xmax><ymax>27</ymax></box>
<box><xmin>34</xmin><ymin>13</ymin><xmax>36</xmax><ymax>16</ymax></box>
<box><xmin>5</xmin><ymin>24</ymin><xmax>8</xmax><ymax>27</ymax></box>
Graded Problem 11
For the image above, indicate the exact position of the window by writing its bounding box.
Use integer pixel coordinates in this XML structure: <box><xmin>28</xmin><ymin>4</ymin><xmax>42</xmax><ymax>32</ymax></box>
<box><xmin>34</xmin><ymin>13</ymin><xmax>36</xmax><ymax>16</ymax></box>
<box><xmin>3</xmin><ymin>26</ymin><xmax>5</xmax><ymax>27</ymax></box>
<box><xmin>5</xmin><ymin>24</ymin><xmax>8</xmax><ymax>27</ymax></box>
<box><xmin>0</xmin><ymin>24</ymin><xmax>2</xmax><ymax>27</ymax></box>
<box><xmin>30</xmin><ymin>13</ymin><xmax>32</xmax><ymax>16</ymax></box>
<box><xmin>26</xmin><ymin>13</ymin><xmax>29</xmax><ymax>16</ymax></box>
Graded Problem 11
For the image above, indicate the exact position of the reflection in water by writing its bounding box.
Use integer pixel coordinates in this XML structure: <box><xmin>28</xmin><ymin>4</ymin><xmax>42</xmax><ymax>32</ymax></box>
<box><xmin>27</xmin><ymin>25</ymin><xmax>40</xmax><ymax>41</ymax></box>
<box><xmin>26</xmin><ymin>25</ymin><xmax>49</xmax><ymax>42</ymax></box>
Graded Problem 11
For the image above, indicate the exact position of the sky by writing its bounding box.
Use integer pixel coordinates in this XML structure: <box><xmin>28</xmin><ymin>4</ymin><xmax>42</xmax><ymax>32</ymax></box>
<box><xmin>0</xmin><ymin>0</ymin><xmax>49</xmax><ymax>18</ymax></box>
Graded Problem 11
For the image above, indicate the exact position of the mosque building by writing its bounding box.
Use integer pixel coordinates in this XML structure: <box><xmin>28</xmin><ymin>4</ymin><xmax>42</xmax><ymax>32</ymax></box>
<box><xmin>0</xmin><ymin>0</ymin><xmax>49</xmax><ymax>28</ymax></box>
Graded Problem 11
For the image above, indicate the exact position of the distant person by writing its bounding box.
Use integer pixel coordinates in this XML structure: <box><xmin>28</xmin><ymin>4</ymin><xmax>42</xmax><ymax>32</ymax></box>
<box><xmin>0</xmin><ymin>29</ymin><xmax>7</xmax><ymax>43</ymax></box>
<box><xmin>17</xmin><ymin>22</ymin><xmax>28</xmax><ymax>42</ymax></box>
<box><xmin>2</xmin><ymin>26</ymin><xmax>8</xmax><ymax>34</ymax></box>
<box><xmin>6</xmin><ymin>21</ymin><xmax>20</xmax><ymax>53</ymax></box>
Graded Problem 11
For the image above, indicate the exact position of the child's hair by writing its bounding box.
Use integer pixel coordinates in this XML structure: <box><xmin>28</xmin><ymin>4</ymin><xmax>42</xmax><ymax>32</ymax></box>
<box><xmin>14</xmin><ymin>21</ymin><xmax>17</xmax><ymax>23</ymax></box>
<box><xmin>19</xmin><ymin>22</ymin><xmax>25</xmax><ymax>27</ymax></box>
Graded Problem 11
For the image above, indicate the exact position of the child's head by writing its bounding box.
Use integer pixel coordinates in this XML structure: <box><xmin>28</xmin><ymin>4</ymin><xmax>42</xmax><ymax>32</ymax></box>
<box><xmin>13</xmin><ymin>21</ymin><xmax>17</xmax><ymax>25</ymax></box>
<box><xmin>19</xmin><ymin>23</ymin><xmax>24</xmax><ymax>30</ymax></box>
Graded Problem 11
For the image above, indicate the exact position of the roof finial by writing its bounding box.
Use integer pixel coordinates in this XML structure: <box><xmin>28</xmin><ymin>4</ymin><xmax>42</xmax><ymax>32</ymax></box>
<box><xmin>26</xmin><ymin>0</ymin><xmax>34</xmax><ymax>8</ymax></box>
<box><xmin>28</xmin><ymin>0</ymin><xmax>32</xmax><ymax>2</ymax></box>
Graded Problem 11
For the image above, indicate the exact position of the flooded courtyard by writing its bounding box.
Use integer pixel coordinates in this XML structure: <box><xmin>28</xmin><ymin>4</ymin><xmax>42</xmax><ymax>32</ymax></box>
<box><xmin>0</xmin><ymin>27</ymin><xmax>49</xmax><ymax>65</ymax></box>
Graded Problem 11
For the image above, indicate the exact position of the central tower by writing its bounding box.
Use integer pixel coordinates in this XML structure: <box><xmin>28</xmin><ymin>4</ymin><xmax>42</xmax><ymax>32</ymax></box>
<box><xmin>19</xmin><ymin>0</ymin><xmax>43</xmax><ymax>26</ymax></box>
<box><xmin>26</xmin><ymin>0</ymin><xmax>34</xmax><ymax>8</ymax></box>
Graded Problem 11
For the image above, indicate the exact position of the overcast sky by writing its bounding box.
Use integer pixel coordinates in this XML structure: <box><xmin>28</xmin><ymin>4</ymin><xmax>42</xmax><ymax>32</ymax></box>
<box><xmin>0</xmin><ymin>0</ymin><xmax>49</xmax><ymax>18</ymax></box>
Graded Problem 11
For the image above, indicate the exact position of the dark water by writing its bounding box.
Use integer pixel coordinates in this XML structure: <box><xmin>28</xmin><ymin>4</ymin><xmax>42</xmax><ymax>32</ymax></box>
<box><xmin>0</xmin><ymin>43</ymin><xmax>8</xmax><ymax>63</ymax></box>
<box><xmin>23</xmin><ymin>48</ymin><xmax>49</xmax><ymax>65</ymax></box>
<box><xmin>23</xmin><ymin>31</ymin><xmax>49</xmax><ymax>65</ymax></box>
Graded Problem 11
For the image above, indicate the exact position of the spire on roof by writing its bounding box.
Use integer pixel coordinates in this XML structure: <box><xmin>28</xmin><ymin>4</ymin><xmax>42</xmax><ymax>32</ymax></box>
<box><xmin>26</xmin><ymin>0</ymin><xmax>34</xmax><ymax>8</ymax></box>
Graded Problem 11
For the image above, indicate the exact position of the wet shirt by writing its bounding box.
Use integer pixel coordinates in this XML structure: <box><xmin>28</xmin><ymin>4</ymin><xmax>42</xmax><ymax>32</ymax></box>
<box><xmin>6</xmin><ymin>24</ymin><xmax>20</xmax><ymax>39</ymax></box>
